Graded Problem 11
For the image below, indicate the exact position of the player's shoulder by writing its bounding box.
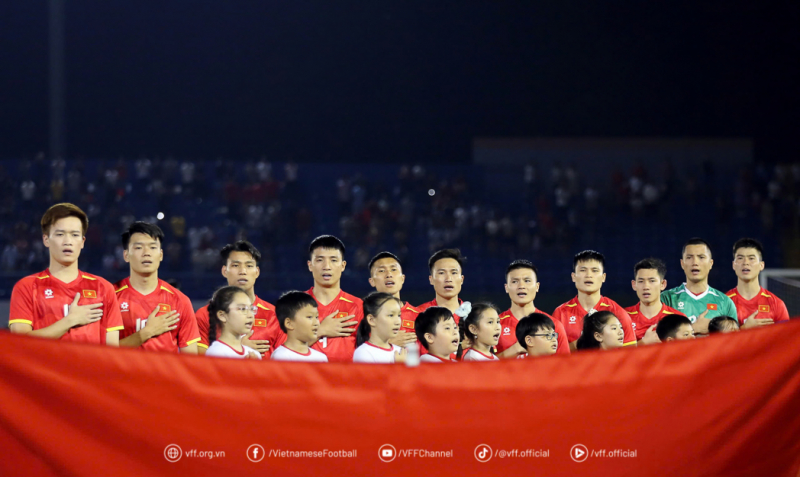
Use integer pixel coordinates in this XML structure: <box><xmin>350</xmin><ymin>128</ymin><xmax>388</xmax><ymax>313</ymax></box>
<box><xmin>13</xmin><ymin>270</ymin><xmax>49</xmax><ymax>289</ymax></box>
<box><xmin>663</xmin><ymin>283</ymin><xmax>686</xmax><ymax>295</ymax></box>
<box><xmin>254</xmin><ymin>296</ymin><xmax>275</xmax><ymax>313</ymax></box>
<box><xmin>79</xmin><ymin>271</ymin><xmax>116</xmax><ymax>291</ymax></box>
<box><xmin>725</xmin><ymin>288</ymin><xmax>739</xmax><ymax>299</ymax></box>
<box><xmin>113</xmin><ymin>277</ymin><xmax>130</xmax><ymax>293</ymax></box>
<box><xmin>624</xmin><ymin>303</ymin><xmax>640</xmax><ymax>314</ymax></box>
<box><xmin>553</xmin><ymin>297</ymin><xmax>578</xmax><ymax>314</ymax></box>
<box><xmin>195</xmin><ymin>303</ymin><xmax>209</xmax><ymax>315</ymax></box>
<box><xmin>415</xmin><ymin>300</ymin><xmax>436</xmax><ymax>311</ymax></box>
<box><xmin>599</xmin><ymin>296</ymin><xmax>624</xmax><ymax>310</ymax></box>
<box><xmin>402</xmin><ymin>302</ymin><xmax>420</xmax><ymax>314</ymax></box>
<box><xmin>758</xmin><ymin>288</ymin><xmax>786</xmax><ymax>306</ymax></box>
<box><xmin>338</xmin><ymin>290</ymin><xmax>363</xmax><ymax>306</ymax></box>
<box><xmin>660</xmin><ymin>305</ymin><xmax>685</xmax><ymax>317</ymax></box>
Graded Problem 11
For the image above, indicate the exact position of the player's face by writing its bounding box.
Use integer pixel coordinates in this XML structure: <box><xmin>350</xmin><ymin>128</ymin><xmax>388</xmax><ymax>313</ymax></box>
<box><xmin>669</xmin><ymin>323</ymin><xmax>696</xmax><ymax>341</ymax></box>
<box><xmin>222</xmin><ymin>251</ymin><xmax>260</xmax><ymax>292</ymax></box>
<box><xmin>220</xmin><ymin>292</ymin><xmax>255</xmax><ymax>336</ymax></box>
<box><xmin>43</xmin><ymin>217</ymin><xmax>85</xmax><ymax>265</ymax></box>
<box><xmin>124</xmin><ymin>233</ymin><xmax>163</xmax><ymax>275</ymax></box>
<box><xmin>595</xmin><ymin>317</ymin><xmax>624</xmax><ymax>350</ymax></box>
<box><xmin>632</xmin><ymin>269</ymin><xmax>666</xmax><ymax>305</ymax></box>
<box><xmin>525</xmin><ymin>328</ymin><xmax>558</xmax><ymax>357</ymax></box>
<box><xmin>426</xmin><ymin>317</ymin><xmax>459</xmax><ymax>357</ymax></box>
<box><xmin>505</xmin><ymin>268</ymin><xmax>540</xmax><ymax>306</ymax></box>
<box><xmin>732</xmin><ymin>247</ymin><xmax>764</xmax><ymax>282</ymax></box>
<box><xmin>572</xmin><ymin>260</ymin><xmax>606</xmax><ymax>295</ymax></box>
<box><xmin>680</xmin><ymin>244</ymin><xmax>713</xmax><ymax>284</ymax></box>
<box><xmin>470</xmin><ymin>308</ymin><xmax>501</xmax><ymax>348</ymax></box>
<box><xmin>308</xmin><ymin>248</ymin><xmax>346</xmax><ymax>288</ymax></box>
<box><xmin>368</xmin><ymin>299</ymin><xmax>402</xmax><ymax>343</ymax></box>
<box><xmin>429</xmin><ymin>258</ymin><xmax>464</xmax><ymax>299</ymax></box>
<box><xmin>368</xmin><ymin>258</ymin><xmax>405</xmax><ymax>296</ymax></box>
<box><xmin>287</xmin><ymin>304</ymin><xmax>320</xmax><ymax>344</ymax></box>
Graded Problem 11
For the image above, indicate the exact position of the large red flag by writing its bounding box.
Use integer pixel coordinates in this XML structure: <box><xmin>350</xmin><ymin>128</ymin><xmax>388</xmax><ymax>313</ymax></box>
<box><xmin>1</xmin><ymin>320</ymin><xmax>799</xmax><ymax>477</ymax></box>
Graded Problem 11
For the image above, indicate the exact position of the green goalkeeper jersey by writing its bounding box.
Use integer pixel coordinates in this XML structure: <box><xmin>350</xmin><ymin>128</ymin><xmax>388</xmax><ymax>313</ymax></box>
<box><xmin>661</xmin><ymin>283</ymin><xmax>737</xmax><ymax>323</ymax></box>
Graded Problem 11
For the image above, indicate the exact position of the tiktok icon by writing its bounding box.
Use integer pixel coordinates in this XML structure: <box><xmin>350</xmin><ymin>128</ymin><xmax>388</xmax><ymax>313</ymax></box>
<box><xmin>247</xmin><ymin>444</ymin><xmax>265</xmax><ymax>463</ymax></box>
<box><xmin>474</xmin><ymin>444</ymin><xmax>493</xmax><ymax>463</ymax></box>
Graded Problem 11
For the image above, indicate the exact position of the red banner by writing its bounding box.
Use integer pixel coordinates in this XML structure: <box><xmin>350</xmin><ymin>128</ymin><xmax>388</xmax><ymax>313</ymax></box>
<box><xmin>1</xmin><ymin>320</ymin><xmax>800</xmax><ymax>477</ymax></box>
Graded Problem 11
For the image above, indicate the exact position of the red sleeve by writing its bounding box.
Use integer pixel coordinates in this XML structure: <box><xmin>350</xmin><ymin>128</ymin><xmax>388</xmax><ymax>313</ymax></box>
<box><xmin>9</xmin><ymin>278</ymin><xmax>35</xmax><ymax>327</ymax></box>
<box><xmin>176</xmin><ymin>293</ymin><xmax>201</xmax><ymax>348</ymax></box>
<box><xmin>196</xmin><ymin>306</ymin><xmax>210</xmax><ymax>348</ymax></box>
<box><xmin>550</xmin><ymin>306</ymin><xmax>565</xmax><ymax>327</ymax></box>
<box><xmin>613</xmin><ymin>304</ymin><xmax>637</xmax><ymax>346</ymax></box>
<box><xmin>774</xmin><ymin>297</ymin><xmax>791</xmax><ymax>323</ymax></box>
<box><xmin>552</xmin><ymin>318</ymin><xmax>571</xmax><ymax>355</ymax></box>
<box><xmin>101</xmin><ymin>280</ymin><xmax>124</xmax><ymax>334</ymax></box>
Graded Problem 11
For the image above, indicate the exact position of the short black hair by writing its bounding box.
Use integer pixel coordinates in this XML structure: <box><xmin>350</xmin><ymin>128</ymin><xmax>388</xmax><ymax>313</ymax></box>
<box><xmin>414</xmin><ymin>307</ymin><xmax>455</xmax><ymax>350</ymax></box>
<box><xmin>656</xmin><ymin>314</ymin><xmax>693</xmax><ymax>341</ymax></box>
<box><xmin>275</xmin><ymin>290</ymin><xmax>318</xmax><ymax>334</ymax></box>
<box><xmin>368</xmin><ymin>251</ymin><xmax>402</xmax><ymax>273</ymax></box>
<box><xmin>682</xmin><ymin>238</ymin><xmax>712</xmax><ymax>258</ymax></box>
<box><xmin>732</xmin><ymin>238</ymin><xmax>764</xmax><ymax>261</ymax></box>
<box><xmin>121</xmin><ymin>221</ymin><xmax>165</xmax><ymax>249</ymax></box>
<box><xmin>515</xmin><ymin>313</ymin><xmax>556</xmax><ymax>348</ymax></box>
<box><xmin>428</xmin><ymin>248</ymin><xmax>465</xmax><ymax>274</ymax></box>
<box><xmin>573</xmin><ymin>250</ymin><xmax>605</xmax><ymax>271</ymax></box>
<box><xmin>506</xmin><ymin>259</ymin><xmax>538</xmax><ymax>280</ymax></box>
<box><xmin>220</xmin><ymin>240</ymin><xmax>261</xmax><ymax>263</ymax></box>
<box><xmin>633</xmin><ymin>258</ymin><xmax>667</xmax><ymax>280</ymax></box>
<box><xmin>708</xmin><ymin>316</ymin><xmax>739</xmax><ymax>334</ymax></box>
<box><xmin>309</xmin><ymin>235</ymin><xmax>346</xmax><ymax>259</ymax></box>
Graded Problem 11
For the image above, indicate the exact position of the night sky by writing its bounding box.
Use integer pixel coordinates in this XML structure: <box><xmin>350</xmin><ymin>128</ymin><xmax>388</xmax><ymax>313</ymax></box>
<box><xmin>1</xmin><ymin>1</ymin><xmax>797</xmax><ymax>162</ymax></box>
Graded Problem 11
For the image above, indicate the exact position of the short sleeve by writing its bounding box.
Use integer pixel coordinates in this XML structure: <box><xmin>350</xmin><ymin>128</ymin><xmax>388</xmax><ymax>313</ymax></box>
<box><xmin>9</xmin><ymin>278</ymin><xmax>35</xmax><ymax>326</ymax></box>
<box><xmin>177</xmin><ymin>293</ymin><xmax>201</xmax><ymax>348</ymax></box>
<box><xmin>196</xmin><ymin>306</ymin><xmax>210</xmax><ymax>348</ymax></box>
<box><xmin>101</xmin><ymin>280</ymin><xmax>124</xmax><ymax>333</ymax></box>
<box><xmin>553</xmin><ymin>318</ymin><xmax>571</xmax><ymax>355</ymax></box>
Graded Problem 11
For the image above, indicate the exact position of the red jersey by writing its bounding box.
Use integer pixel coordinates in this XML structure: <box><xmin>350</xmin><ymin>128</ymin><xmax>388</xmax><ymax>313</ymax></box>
<box><xmin>497</xmin><ymin>308</ymin><xmax>571</xmax><ymax>355</ymax></box>
<box><xmin>624</xmin><ymin>302</ymin><xmax>685</xmax><ymax>340</ymax></box>
<box><xmin>196</xmin><ymin>295</ymin><xmax>283</xmax><ymax>356</ymax></box>
<box><xmin>552</xmin><ymin>295</ymin><xmax>637</xmax><ymax>346</ymax></box>
<box><xmin>307</xmin><ymin>288</ymin><xmax>364</xmax><ymax>363</ymax></box>
<box><xmin>400</xmin><ymin>302</ymin><xmax>421</xmax><ymax>334</ymax></box>
<box><xmin>725</xmin><ymin>287</ymin><xmax>790</xmax><ymax>326</ymax></box>
<box><xmin>9</xmin><ymin>269</ymin><xmax>124</xmax><ymax>344</ymax></box>
<box><xmin>114</xmin><ymin>278</ymin><xmax>201</xmax><ymax>352</ymax></box>
<box><xmin>415</xmin><ymin>298</ymin><xmax>463</xmax><ymax>324</ymax></box>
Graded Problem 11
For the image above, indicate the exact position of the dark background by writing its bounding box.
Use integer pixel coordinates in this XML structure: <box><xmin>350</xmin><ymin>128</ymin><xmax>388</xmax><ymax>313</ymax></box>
<box><xmin>1</xmin><ymin>1</ymin><xmax>798</xmax><ymax>162</ymax></box>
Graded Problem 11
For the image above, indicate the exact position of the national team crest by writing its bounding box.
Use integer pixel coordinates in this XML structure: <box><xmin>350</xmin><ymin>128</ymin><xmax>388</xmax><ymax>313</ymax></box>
<box><xmin>402</xmin><ymin>320</ymin><xmax>415</xmax><ymax>330</ymax></box>
<box><xmin>758</xmin><ymin>305</ymin><xmax>770</xmax><ymax>313</ymax></box>
<box><xmin>335</xmin><ymin>311</ymin><xmax>349</xmax><ymax>319</ymax></box>
<box><xmin>158</xmin><ymin>303</ymin><xmax>171</xmax><ymax>313</ymax></box>
<box><xmin>254</xmin><ymin>319</ymin><xmax>267</xmax><ymax>327</ymax></box>
<box><xmin>707</xmin><ymin>303</ymin><xmax>718</xmax><ymax>311</ymax></box>
<box><xmin>82</xmin><ymin>290</ymin><xmax>97</xmax><ymax>299</ymax></box>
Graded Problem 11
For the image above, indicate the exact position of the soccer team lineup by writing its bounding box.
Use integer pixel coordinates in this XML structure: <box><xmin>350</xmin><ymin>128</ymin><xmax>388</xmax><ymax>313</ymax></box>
<box><xmin>8</xmin><ymin>202</ymin><xmax>790</xmax><ymax>364</ymax></box>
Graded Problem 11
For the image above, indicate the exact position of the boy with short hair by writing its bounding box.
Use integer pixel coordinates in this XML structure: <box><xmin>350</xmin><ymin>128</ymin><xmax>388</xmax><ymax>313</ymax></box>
<box><xmin>9</xmin><ymin>203</ymin><xmax>123</xmax><ymax>345</ymax></box>
<box><xmin>655</xmin><ymin>314</ymin><xmax>695</xmax><ymax>342</ymax></box>
<box><xmin>115</xmin><ymin>221</ymin><xmax>200</xmax><ymax>353</ymax></box>
<box><xmin>414</xmin><ymin>307</ymin><xmax>460</xmax><ymax>363</ymax></box>
<box><xmin>271</xmin><ymin>291</ymin><xmax>328</xmax><ymax>362</ymax></box>
<box><xmin>708</xmin><ymin>316</ymin><xmax>740</xmax><ymax>334</ymax></box>
<box><xmin>497</xmin><ymin>260</ymin><xmax>569</xmax><ymax>357</ymax></box>
<box><xmin>662</xmin><ymin>238</ymin><xmax>737</xmax><ymax>335</ymax></box>
<box><xmin>515</xmin><ymin>313</ymin><xmax>559</xmax><ymax>358</ymax></box>
<box><xmin>306</xmin><ymin>235</ymin><xmax>364</xmax><ymax>362</ymax></box>
<box><xmin>626</xmin><ymin>258</ymin><xmax>684</xmax><ymax>344</ymax></box>
<box><xmin>726</xmin><ymin>238</ymin><xmax>789</xmax><ymax>329</ymax></box>
<box><xmin>367</xmin><ymin>251</ymin><xmax>420</xmax><ymax>347</ymax></box>
<box><xmin>552</xmin><ymin>250</ymin><xmax>637</xmax><ymax>351</ymax></box>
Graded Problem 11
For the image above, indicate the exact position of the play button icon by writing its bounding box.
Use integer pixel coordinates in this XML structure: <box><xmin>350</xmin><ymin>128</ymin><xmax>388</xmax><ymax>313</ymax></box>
<box><xmin>570</xmin><ymin>444</ymin><xmax>588</xmax><ymax>463</ymax></box>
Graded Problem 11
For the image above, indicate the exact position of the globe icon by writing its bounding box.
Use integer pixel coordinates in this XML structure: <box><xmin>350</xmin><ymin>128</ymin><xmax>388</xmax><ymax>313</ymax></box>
<box><xmin>168</xmin><ymin>448</ymin><xmax>179</xmax><ymax>459</ymax></box>
<box><xmin>164</xmin><ymin>444</ymin><xmax>182</xmax><ymax>462</ymax></box>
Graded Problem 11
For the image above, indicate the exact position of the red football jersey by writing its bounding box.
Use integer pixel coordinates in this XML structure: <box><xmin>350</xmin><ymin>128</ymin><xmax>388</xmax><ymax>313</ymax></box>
<box><xmin>726</xmin><ymin>287</ymin><xmax>790</xmax><ymax>326</ymax></box>
<box><xmin>114</xmin><ymin>278</ymin><xmax>201</xmax><ymax>352</ymax></box>
<box><xmin>400</xmin><ymin>302</ymin><xmax>420</xmax><ymax>334</ymax></box>
<box><xmin>552</xmin><ymin>295</ymin><xmax>637</xmax><ymax>346</ymax></box>
<box><xmin>196</xmin><ymin>295</ymin><xmax>283</xmax><ymax>356</ymax></box>
<box><xmin>307</xmin><ymin>288</ymin><xmax>364</xmax><ymax>363</ymax></box>
<box><xmin>497</xmin><ymin>308</ymin><xmax>571</xmax><ymax>355</ymax></box>
<box><xmin>624</xmin><ymin>302</ymin><xmax>685</xmax><ymax>340</ymax></box>
<box><xmin>415</xmin><ymin>298</ymin><xmax>463</xmax><ymax>324</ymax></box>
<box><xmin>9</xmin><ymin>269</ymin><xmax>123</xmax><ymax>344</ymax></box>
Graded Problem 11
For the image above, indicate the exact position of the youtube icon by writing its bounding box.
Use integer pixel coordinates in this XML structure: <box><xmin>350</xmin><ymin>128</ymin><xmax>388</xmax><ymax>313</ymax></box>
<box><xmin>570</xmin><ymin>444</ymin><xmax>588</xmax><ymax>463</ymax></box>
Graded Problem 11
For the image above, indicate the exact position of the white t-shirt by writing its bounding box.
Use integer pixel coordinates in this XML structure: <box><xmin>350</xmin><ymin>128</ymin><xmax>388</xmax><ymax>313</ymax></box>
<box><xmin>462</xmin><ymin>348</ymin><xmax>499</xmax><ymax>362</ymax></box>
<box><xmin>353</xmin><ymin>342</ymin><xmax>401</xmax><ymax>363</ymax></box>
<box><xmin>419</xmin><ymin>353</ymin><xmax>454</xmax><ymax>364</ymax></box>
<box><xmin>271</xmin><ymin>345</ymin><xmax>328</xmax><ymax>363</ymax></box>
<box><xmin>206</xmin><ymin>341</ymin><xmax>261</xmax><ymax>359</ymax></box>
